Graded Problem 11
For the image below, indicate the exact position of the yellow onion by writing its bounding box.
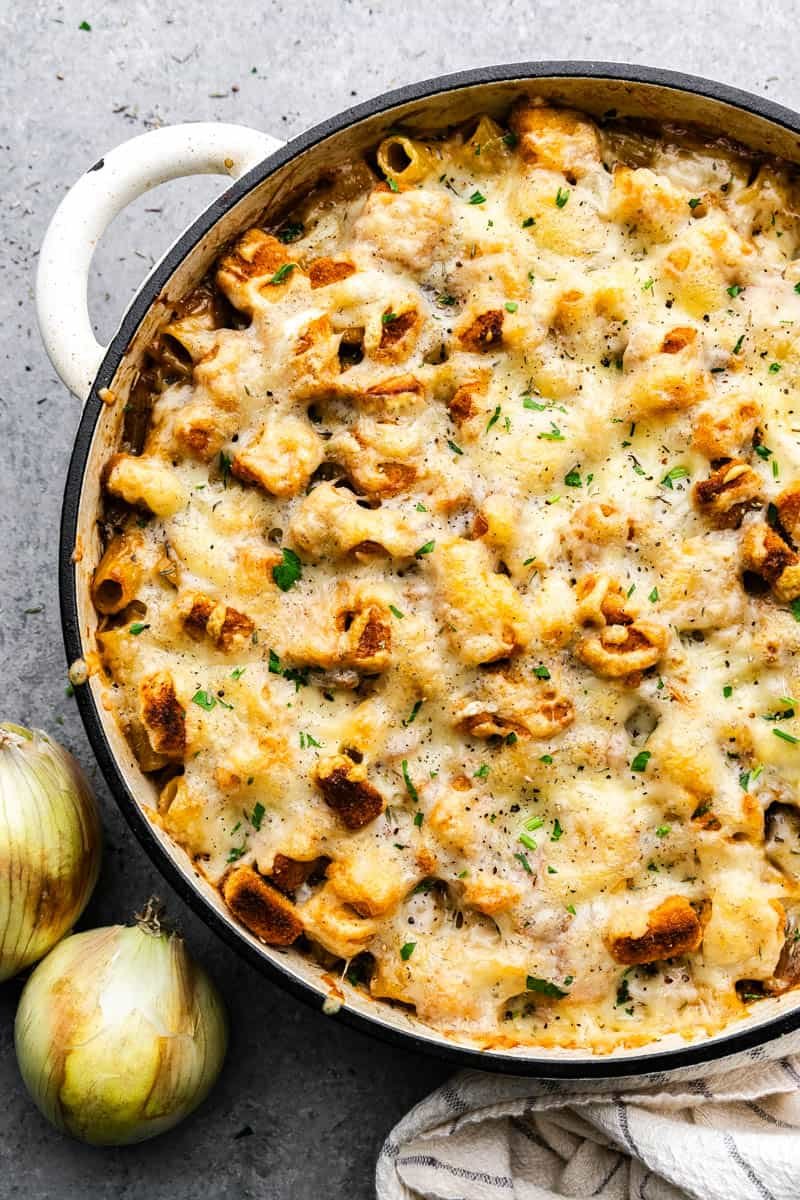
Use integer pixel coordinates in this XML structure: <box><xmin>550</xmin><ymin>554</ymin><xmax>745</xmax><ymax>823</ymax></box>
<box><xmin>14</xmin><ymin>913</ymin><xmax>228</xmax><ymax>1145</ymax></box>
<box><xmin>0</xmin><ymin>723</ymin><xmax>101</xmax><ymax>980</ymax></box>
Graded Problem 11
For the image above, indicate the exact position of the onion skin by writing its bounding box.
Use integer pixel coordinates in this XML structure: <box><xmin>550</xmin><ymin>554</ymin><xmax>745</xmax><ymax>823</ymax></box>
<box><xmin>14</xmin><ymin>923</ymin><xmax>228</xmax><ymax>1145</ymax></box>
<box><xmin>0</xmin><ymin>724</ymin><xmax>101</xmax><ymax>981</ymax></box>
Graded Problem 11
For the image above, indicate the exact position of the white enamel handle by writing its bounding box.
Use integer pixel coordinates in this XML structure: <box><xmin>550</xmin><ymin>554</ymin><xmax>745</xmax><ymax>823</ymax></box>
<box><xmin>36</xmin><ymin>122</ymin><xmax>285</xmax><ymax>403</ymax></box>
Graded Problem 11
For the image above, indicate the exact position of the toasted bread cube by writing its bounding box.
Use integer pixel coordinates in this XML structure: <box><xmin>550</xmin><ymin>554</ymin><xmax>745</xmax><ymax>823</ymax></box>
<box><xmin>223</xmin><ymin>865</ymin><xmax>303</xmax><ymax>945</ymax></box>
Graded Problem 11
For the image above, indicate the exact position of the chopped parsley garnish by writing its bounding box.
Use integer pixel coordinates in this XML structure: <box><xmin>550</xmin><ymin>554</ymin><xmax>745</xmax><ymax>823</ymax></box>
<box><xmin>277</xmin><ymin>221</ymin><xmax>304</xmax><ymax>244</ymax></box>
<box><xmin>230</xmin><ymin>666</ymin><xmax>246</xmax><ymax>680</ymax></box>
<box><xmin>446</xmin><ymin>439</ymin><xmax>464</xmax><ymax>455</ymax></box>
<box><xmin>268</xmin><ymin>262</ymin><xmax>297</xmax><ymax>285</ymax></box>
<box><xmin>79</xmin><ymin>20</ymin><xmax>91</xmax><ymax>30</ymax></box>
<box><xmin>727</xmin><ymin>284</ymin><xmax>744</xmax><ymax>298</ymax></box>
<box><xmin>740</xmin><ymin>764</ymin><xmax>764</xmax><ymax>791</ymax></box>
<box><xmin>539</xmin><ymin>754</ymin><xmax>553</xmax><ymax>764</ymax></box>
<box><xmin>616</xmin><ymin>975</ymin><xmax>632</xmax><ymax>1006</ymax></box>
<box><xmin>486</xmin><ymin>405</ymin><xmax>502</xmax><ymax>432</ymax></box>
<box><xmin>723</xmin><ymin>684</ymin><xmax>733</xmax><ymax>698</ymax></box>
<box><xmin>522</xmin><ymin>216</ymin><xmax>535</xmax><ymax>228</ymax></box>
<box><xmin>514</xmin><ymin>851</ymin><xmax>533</xmax><ymax>873</ymax></box>
<box><xmin>525</xmin><ymin>816</ymin><xmax>544</xmax><ymax>831</ymax></box>
<box><xmin>733</xmin><ymin>333</ymin><xmax>745</xmax><ymax>355</ymax></box>
<box><xmin>769</xmin><ymin>361</ymin><xmax>782</xmax><ymax>373</ymax></box>
<box><xmin>754</xmin><ymin>444</ymin><xmax>773</xmax><ymax>460</ymax></box>
<box><xmin>299</xmin><ymin>731</ymin><xmax>321</xmax><ymax>749</ymax></box>
<box><xmin>643</xmin><ymin>278</ymin><xmax>654</xmax><ymax>291</ymax></box>
<box><xmin>566</xmin><ymin>903</ymin><xmax>576</xmax><ymax>916</ymax></box>
<box><xmin>415</xmin><ymin>502</ymin><xmax>428</xmax><ymax>512</ymax></box>
<box><xmin>526</xmin><ymin>975</ymin><xmax>569</xmax><ymax>998</ymax></box>
<box><xmin>413</xmin><ymin>810</ymin><xmax>424</xmax><ymax>828</ymax></box>
<box><xmin>386</xmin><ymin>176</ymin><xmax>399</xmax><ymax>192</ymax></box>
<box><xmin>227</xmin><ymin>842</ymin><xmax>247</xmax><ymax>863</ymax></box>
<box><xmin>792</xmin><ymin>598</ymin><xmax>800</xmax><ymax>622</ymax></box>
<box><xmin>661</xmin><ymin>465</ymin><xmax>689</xmax><ymax>489</ymax></box>
<box><xmin>762</xmin><ymin>707</ymin><xmax>795</xmax><ymax>721</ymax></box>
<box><xmin>630</xmin><ymin>750</ymin><xmax>652</xmax><ymax>772</ymax></box>
<box><xmin>564</xmin><ymin>467</ymin><xmax>582</xmax><ymax>487</ymax></box>
<box><xmin>502</xmin><ymin>131</ymin><xmax>518</xmax><ymax>149</ymax></box>
<box><xmin>389</xmin><ymin>604</ymin><xmax>405</xmax><ymax>619</ymax></box>
<box><xmin>192</xmin><ymin>689</ymin><xmax>217</xmax><ymax>712</ymax></box>
<box><xmin>436</xmin><ymin>293</ymin><xmax>457</xmax><ymax>307</ymax></box>
<box><xmin>219</xmin><ymin>450</ymin><xmax>232</xmax><ymax>487</ymax></box>
<box><xmin>268</xmin><ymin>648</ymin><xmax>282</xmax><ymax>674</ymax></box>
<box><xmin>533</xmin><ymin>665</ymin><xmax>551</xmax><ymax>680</ymax></box>
<box><xmin>519</xmin><ymin>832</ymin><xmax>537</xmax><ymax>851</ymax></box>
<box><xmin>551</xmin><ymin>818</ymin><xmax>563</xmax><ymax>842</ymax></box>
<box><xmin>655</xmin><ymin>824</ymin><xmax>671</xmax><ymax>838</ymax></box>
<box><xmin>648</xmin><ymin>587</ymin><xmax>659</xmax><ymax>602</ymax></box>
<box><xmin>555</xmin><ymin>188</ymin><xmax>570</xmax><ymax>209</ymax></box>
<box><xmin>505</xmin><ymin>301</ymin><xmax>518</xmax><ymax>313</ymax></box>
<box><xmin>381</xmin><ymin>311</ymin><xmax>399</xmax><ymax>324</ymax></box>
<box><xmin>400</xmin><ymin>942</ymin><xmax>416</xmax><ymax>961</ymax></box>
<box><xmin>282</xmin><ymin>666</ymin><xmax>309</xmax><ymax>692</ymax></box>
<box><xmin>688</xmin><ymin>197</ymin><xmax>702</xmax><ymax>209</ymax></box>
<box><xmin>523</xmin><ymin>396</ymin><xmax>547</xmax><ymax>411</ymax></box>
<box><xmin>403</xmin><ymin>700</ymin><xmax>423</xmax><ymax>726</ymax></box>
<box><xmin>468</xmin><ymin>190</ymin><xmax>486</xmax><ymax>205</ymax></box>
<box><xmin>129</xmin><ymin>622</ymin><xmax>149</xmax><ymax>635</ymax></box>
<box><xmin>415</xmin><ymin>540</ymin><xmax>436</xmax><ymax>557</ymax></box>
<box><xmin>402</xmin><ymin>759</ymin><xmax>419</xmax><ymax>802</ymax></box>
<box><xmin>474</xmin><ymin>763</ymin><xmax>490</xmax><ymax>779</ymax></box>
<box><xmin>272</xmin><ymin>547</ymin><xmax>302</xmax><ymax>591</ymax></box>
<box><xmin>505</xmin><ymin>731</ymin><xmax>518</xmax><ymax>745</ymax></box>
<box><xmin>538</xmin><ymin>422</ymin><xmax>565</xmax><ymax>441</ymax></box>
<box><xmin>249</xmin><ymin>802</ymin><xmax>265</xmax><ymax>831</ymax></box>
<box><xmin>774</xmin><ymin>728</ymin><xmax>800</xmax><ymax>745</ymax></box>
<box><xmin>795</xmin><ymin>282</ymin><xmax>800</xmax><ymax>294</ymax></box>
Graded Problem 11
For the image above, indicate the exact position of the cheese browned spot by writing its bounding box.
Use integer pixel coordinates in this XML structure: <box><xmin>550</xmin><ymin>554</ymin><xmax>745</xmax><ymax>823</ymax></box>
<box><xmin>308</xmin><ymin>257</ymin><xmax>356</xmax><ymax>288</ymax></box>
<box><xmin>608</xmin><ymin>896</ymin><xmax>704</xmax><ymax>966</ymax></box>
<box><xmin>457</xmin><ymin>309</ymin><xmax>504</xmax><ymax>352</ymax></box>
<box><xmin>139</xmin><ymin>671</ymin><xmax>186</xmax><ymax>758</ymax></box>
<box><xmin>693</xmin><ymin>460</ymin><xmax>762</xmax><ymax>528</ymax></box>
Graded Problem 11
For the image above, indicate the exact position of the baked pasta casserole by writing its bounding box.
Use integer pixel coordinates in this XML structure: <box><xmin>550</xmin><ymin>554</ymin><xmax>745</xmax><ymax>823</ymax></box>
<box><xmin>92</xmin><ymin>98</ymin><xmax>800</xmax><ymax>1050</ymax></box>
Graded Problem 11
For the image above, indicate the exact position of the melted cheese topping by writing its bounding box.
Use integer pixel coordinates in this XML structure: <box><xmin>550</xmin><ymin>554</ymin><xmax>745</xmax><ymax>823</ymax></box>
<box><xmin>95</xmin><ymin>100</ymin><xmax>800</xmax><ymax>1051</ymax></box>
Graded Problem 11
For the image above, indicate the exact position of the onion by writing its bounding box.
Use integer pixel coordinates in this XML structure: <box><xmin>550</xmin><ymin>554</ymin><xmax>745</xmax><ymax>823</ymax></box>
<box><xmin>0</xmin><ymin>723</ymin><xmax>101</xmax><ymax>980</ymax></box>
<box><xmin>14</xmin><ymin>911</ymin><xmax>228</xmax><ymax>1145</ymax></box>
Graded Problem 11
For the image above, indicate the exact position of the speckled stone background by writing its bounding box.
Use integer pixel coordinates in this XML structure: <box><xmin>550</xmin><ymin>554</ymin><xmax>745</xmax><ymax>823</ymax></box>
<box><xmin>1</xmin><ymin>2</ymin><xmax>799</xmax><ymax>1196</ymax></box>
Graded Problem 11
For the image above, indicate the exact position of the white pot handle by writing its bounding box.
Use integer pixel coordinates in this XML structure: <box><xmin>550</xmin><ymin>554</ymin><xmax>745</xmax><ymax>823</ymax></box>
<box><xmin>36</xmin><ymin>122</ymin><xmax>285</xmax><ymax>403</ymax></box>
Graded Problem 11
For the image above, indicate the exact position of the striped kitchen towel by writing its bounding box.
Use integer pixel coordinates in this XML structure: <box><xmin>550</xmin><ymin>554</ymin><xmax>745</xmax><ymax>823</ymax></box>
<box><xmin>376</xmin><ymin>1035</ymin><xmax>800</xmax><ymax>1199</ymax></box>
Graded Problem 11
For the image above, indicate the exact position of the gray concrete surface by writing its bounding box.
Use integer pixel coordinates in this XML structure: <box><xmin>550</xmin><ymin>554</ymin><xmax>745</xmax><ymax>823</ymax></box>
<box><xmin>1</xmin><ymin>1</ymin><xmax>799</xmax><ymax>1196</ymax></box>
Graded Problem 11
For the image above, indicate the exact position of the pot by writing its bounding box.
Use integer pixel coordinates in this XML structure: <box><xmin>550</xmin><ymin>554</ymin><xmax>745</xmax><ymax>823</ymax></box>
<box><xmin>39</xmin><ymin>61</ymin><xmax>800</xmax><ymax>1077</ymax></box>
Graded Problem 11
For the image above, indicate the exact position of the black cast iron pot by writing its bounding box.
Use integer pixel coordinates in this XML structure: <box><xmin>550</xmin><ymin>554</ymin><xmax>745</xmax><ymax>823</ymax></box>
<box><xmin>38</xmin><ymin>61</ymin><xmax>800</xmax><ymax>1077</ymax></box>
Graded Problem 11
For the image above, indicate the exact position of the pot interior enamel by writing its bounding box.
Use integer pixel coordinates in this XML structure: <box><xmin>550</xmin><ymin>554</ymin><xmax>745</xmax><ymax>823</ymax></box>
<box><xmin>64</xmin><ymin>67</ymin><xmax>800</xmax><ymax>1075</ymax></box>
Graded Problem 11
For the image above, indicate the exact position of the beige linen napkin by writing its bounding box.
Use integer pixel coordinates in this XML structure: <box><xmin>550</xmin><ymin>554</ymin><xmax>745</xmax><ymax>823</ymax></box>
<box><xmin>376</xmin><ymin>1032</ymin><xmax>800</xmax><ymax>1199</ymax></box>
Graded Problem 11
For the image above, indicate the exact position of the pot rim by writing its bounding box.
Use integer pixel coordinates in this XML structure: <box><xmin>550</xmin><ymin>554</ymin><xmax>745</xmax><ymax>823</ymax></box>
<box><xmin>60</xmin><ymin>59</ymin><xmax>800</xmax><ymax>1077</ymax></box>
